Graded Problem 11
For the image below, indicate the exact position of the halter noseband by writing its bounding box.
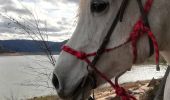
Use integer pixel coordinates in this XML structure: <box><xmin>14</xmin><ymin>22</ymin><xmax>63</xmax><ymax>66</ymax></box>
<box><xmin>62</xmin><ymin>0</ymin><xmax>159</xmax><ymax>99</ymax></box>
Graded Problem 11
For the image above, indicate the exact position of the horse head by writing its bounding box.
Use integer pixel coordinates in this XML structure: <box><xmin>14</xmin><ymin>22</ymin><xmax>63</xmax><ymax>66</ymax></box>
<box><xmin>52</xmin><ymin>0</ymin><xmax>169</xmax><ymax>99</ymax></box>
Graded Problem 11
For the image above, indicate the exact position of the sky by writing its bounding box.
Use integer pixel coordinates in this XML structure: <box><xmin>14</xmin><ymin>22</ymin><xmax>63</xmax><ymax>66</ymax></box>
<box><xmin>0</xmin><ymin>0</ymin><xmax>79</xmax><ymax>42</ymax></box>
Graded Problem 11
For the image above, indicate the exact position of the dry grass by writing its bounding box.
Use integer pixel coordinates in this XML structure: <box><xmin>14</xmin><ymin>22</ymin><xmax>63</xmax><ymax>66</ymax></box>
<box><xmin>28</xmin><ymin>79</ymin><xmax>161</xmax><ymax>100</ymax></box>
<box><xmin>28</xmin><ymin>95</ymin><xmax>59</xmax><ymax>100</ymax></box>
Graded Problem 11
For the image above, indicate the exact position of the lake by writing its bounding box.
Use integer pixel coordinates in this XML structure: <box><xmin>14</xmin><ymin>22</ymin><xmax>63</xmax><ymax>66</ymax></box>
<box><xmin>0</xmin><ymin>55</ymin><xmax>57</xmax><ymax>99</ymax></box>
<box><xmin>0</xmin><ymin>55</ymin><xmax>167</xmax><ymax>99</ymax></box>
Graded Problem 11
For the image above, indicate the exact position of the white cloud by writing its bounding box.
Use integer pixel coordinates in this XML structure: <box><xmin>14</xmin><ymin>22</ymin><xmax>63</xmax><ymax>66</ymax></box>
<box><xmin>0</xmin><ymin>33</ymin><xmax>71</xmax><ymax>42</ymax></box>
<box><xmin>0</xmin><ymin>0</ymin><xmax>79</xmax><ymax>41</ymax></box>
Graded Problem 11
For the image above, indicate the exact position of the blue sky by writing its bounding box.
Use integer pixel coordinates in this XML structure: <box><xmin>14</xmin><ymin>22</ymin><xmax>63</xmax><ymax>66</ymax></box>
<box><xmin>0</xmin><ymin>0</ymin><xmax>79</xmax><ymax>42</ymax></box>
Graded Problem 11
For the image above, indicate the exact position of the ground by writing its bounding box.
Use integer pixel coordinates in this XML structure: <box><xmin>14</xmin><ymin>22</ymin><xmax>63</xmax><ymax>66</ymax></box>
<box><xmin>28</xmin><ymin>79</ymin><xmax>162</xmax><ymax>100</ymax></box>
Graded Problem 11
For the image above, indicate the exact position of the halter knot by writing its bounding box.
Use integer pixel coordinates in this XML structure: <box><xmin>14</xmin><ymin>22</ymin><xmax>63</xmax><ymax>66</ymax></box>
<box><xmin>114</xmin><ymin>86</ymin><xmax>136</xmax><ymax>100</ymax></box>
<box><xmin>133</xmin><ymin>20</ymin><xmax>148</xmax><ymax>34</ymax></box>
<box><xmin>115</xmin><ymin>86</ymin><xmax>127</xmax><ymax>97</ymax></box>
<box><xmin>76</xmin><ymin>52</ymin><xmax>87</xmax><ymax>60</ymax></box>
<box><xmin>133</xmin><ymin>20</ymin><xmax>143</xmax><ymax>31</ymax></box>
<box><xmin>130</xmin><ymin>20</ymin><xmax>145</xmax><ymax>41</ymax></box>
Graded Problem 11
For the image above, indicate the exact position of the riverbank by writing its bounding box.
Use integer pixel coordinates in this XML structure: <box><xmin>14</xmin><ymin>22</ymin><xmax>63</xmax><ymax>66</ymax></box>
<box><xmin>28</xmin><ymin>79</ymin><xmax>161</xmax><ymax>100</ymax></box>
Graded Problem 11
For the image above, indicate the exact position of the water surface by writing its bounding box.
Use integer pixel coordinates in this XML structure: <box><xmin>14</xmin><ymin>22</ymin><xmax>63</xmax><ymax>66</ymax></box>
<box><xmin>0</xmin><ymin>55</ymin><xmax>57</xmax><ymax>99</ymax></box>
<box><xmin>0</xmin><ymin>55</ymin><xmax>166</xmax><ymax>99</ymax></box>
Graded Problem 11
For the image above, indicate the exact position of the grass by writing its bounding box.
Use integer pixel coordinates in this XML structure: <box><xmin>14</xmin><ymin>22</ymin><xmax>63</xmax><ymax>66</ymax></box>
<box><xmin>28</xmin><ymin>80</ymin><xmax>162</xmax><ymax>100</ymax></box>
<box><xmin>27</xmin><ymin>95</ymin><xmax>59</xmax><ymax>100</ymax></box>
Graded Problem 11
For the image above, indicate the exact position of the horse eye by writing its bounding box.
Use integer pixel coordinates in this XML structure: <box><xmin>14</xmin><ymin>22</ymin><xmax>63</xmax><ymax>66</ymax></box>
<box><xmin>91</xmin><ymin>0</ymin><xmax>109</xmax><ymax>13</ymax></box>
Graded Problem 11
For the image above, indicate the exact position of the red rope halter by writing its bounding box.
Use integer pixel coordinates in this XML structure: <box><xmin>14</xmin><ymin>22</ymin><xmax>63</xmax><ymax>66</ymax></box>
<box><xmin>62</xmin><ymin>45</ymin><xmax>136</xmax><ymax>100</ymax></box>
<box><xmin>130</xmin><ymin>0</ymin><xmax>159</xmax><ymax>66</ymax></box>
<box><xmin>62</xmin><ymin>0</ymin><xmax>158</xmax><ymax>100</ymax></box>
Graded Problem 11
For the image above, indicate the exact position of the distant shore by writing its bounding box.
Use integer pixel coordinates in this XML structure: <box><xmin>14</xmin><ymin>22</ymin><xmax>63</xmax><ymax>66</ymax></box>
<box><xmin>0</xmin><ymin>52</ymin><xmax>59</xmax><ymax>56</ymax></box>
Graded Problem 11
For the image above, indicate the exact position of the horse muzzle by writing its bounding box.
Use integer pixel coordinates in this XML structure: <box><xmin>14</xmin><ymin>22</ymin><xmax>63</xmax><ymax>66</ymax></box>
<box><xmin>52</xmin><ymin>73</ymin><xmax>96</xmax><ymax>99</ymax></box>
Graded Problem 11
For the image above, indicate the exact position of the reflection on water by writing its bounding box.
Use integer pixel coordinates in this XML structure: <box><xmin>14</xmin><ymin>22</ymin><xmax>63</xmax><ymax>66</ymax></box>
<box><xmin>0</xmin><ymin>55</ymin><xmax>166</xmax><ymax>99</ymax></box>
<box><xmin>0</xmin><ymin>55</ymin><xmax>58</xmax><ymax>99</ymax></box>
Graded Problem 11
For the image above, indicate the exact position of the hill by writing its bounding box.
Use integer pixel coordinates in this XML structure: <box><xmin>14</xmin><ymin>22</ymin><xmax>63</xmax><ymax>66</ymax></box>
<box><xmin>0</xmin><ymin>40</ymin><xmax>67</xmax><ymax>54</ymax></box>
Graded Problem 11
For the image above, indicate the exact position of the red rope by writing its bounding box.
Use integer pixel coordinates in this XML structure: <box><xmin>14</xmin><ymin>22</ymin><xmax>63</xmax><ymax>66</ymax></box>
<box><xmin>130</xmin><ymin>0</ymin><xmax>159</xmax><ymax>65</ymax></box>
<box><xmin>62</xmin><ymin>0</ymin><xmax>158</xmax><ymax>100</ymax></box>
<box><xmin>62</xmin><ymin>45</ymin><xmax>136</xmax><ymax>100</ymax></box>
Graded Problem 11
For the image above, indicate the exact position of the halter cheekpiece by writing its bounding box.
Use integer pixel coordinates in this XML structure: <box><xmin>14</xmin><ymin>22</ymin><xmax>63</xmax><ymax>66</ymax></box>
<box><xmin>62</xmin><ymin>0</ymin><xmax>159</xmax><ymax>100</ymax></box>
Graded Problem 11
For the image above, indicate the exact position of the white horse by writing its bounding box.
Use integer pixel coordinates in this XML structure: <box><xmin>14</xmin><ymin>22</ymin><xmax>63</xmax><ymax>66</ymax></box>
<box><xmin>53</xmin><ymin>0</ymin><xmax>170</xmax><ymax>99</ymax></box>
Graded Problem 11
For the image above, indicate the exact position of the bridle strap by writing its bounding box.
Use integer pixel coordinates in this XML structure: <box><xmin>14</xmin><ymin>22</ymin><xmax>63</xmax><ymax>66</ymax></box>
<box><xmin>119</xmin><ymin>0</ymin><xmax>130</xmax><ymax>22</ymax></box>
<box><xmin>91</xmin><ymin>0</ymin><xmax>130</xmax><ymax>67</ymax></box>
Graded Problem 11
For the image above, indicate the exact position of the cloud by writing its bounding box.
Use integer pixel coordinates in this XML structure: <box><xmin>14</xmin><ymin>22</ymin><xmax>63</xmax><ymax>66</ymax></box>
<box><xmin>2</xmin><ymin>5</ymin><xmax>31</xmax><ymax>15</ymax></box>
<box><xmin>0</xmin><ymin>0</ymin><xmax>78</xmax><ymax>41</ymax></box>
<box><xmin>0</xmin><ymin>17</ymin><xmax>64</xmax><ymax>34</ymax></box>
<box><xmin>67</xmin><ymin>0</ymin><xmax>79</xmax><ymax>3</ymax></box>
<box><xmin>43</xmin><ymin>0</ymin><xmax>79</xmax><ymax>4</ymax></box>
<box><xmin>0</xmin><ymin>32</ymin><xmax>71</xmax><ymax>42</ymax></box>
<box><xmin>0</xmin><ymin>0</ymin><xmax>31</xmax><ymax>15</ymax></box>
<box><xmin>0</xmin><ymin>13</ymin><xmax>74</xmax><ymax>35</ymax></box>
<box><xmin>0</xmin><ymin>0</ymin><xmax>12</xmax><ymax>5</ymax></box>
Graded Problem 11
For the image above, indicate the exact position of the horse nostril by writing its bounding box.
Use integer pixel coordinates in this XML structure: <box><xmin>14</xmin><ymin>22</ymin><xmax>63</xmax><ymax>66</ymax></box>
<box><xmin>52</xmin><ymin>73</ymin><xmax>60</xmax><ymax>89</ymax></box>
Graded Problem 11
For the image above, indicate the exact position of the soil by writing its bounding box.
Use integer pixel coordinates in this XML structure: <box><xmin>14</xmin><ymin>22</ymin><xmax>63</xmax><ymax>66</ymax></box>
<box><xmin>94</xmin><ymin>79</ymin><xmax>161</xmax><ymax>100</ymax></box>
<box><xmin>29</xmin><ymin>79</ymin><xmax>162</xmax><ymax>100</ymax></box>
